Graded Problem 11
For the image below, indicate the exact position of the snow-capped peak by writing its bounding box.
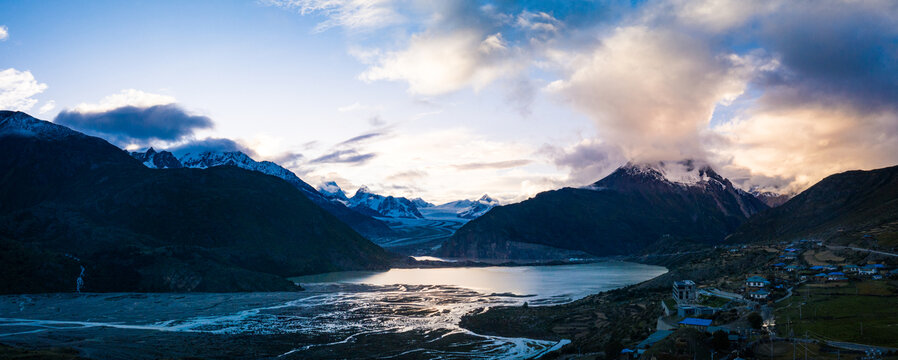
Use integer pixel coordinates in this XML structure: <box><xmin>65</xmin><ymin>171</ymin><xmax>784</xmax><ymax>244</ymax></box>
<box><xmin>0</xmin><ymin>111</ymin><xmax>80</xmax><ymax>140</ymax></box>
<box><xmin>477</xmin><ymin>194</ymin><xmax>499</xmax><ymax>205</ymax></box>
<box><xmin>176</xmin><ymin>150</ymin><xmax>321</xmax><ymax>198</ymax></box>
<box><xmin>130</xmin><ymin>147</ymin><xmax>183</xmax><ymax>169</ymax></box>
<box><xmin>618</xmin><ymin>160</ymin><xmax>721</xmax><ymax>186</ymax></box>
<box><xmin>318</xmin><ymin>181</ymin><xmax>349</xmax><ymax>204</ymax></box>
<box><xmin>347</xmin><ymin>186</ymin><xmax>423</xmax><ymax>219</ymax></box>
<box><xmin>355</xmin><ymin>185</ymin><xmax>372</xmax><ymax>196</ymax></box>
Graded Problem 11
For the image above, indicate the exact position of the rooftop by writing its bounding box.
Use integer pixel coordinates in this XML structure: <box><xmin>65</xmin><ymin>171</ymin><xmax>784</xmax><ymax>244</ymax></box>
<box><xmin>636</xmin><ymin>330</ymin><xmax>674</xmax><ymax>349</ymax></box>
<box><xmin>679</xmin><ymin>318</ymin><xmax>712</xmax><ymax>327</ymax></box>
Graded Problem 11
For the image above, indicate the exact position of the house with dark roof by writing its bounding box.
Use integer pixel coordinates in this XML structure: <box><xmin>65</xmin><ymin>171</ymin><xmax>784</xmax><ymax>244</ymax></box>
<box><xmin>678</xmin><ymin>318</ymin><xmax>712</xmax><ymax>329</ymax></box>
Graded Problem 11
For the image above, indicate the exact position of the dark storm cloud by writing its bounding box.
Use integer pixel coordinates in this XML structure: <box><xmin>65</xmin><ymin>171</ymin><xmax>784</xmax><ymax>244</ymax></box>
<box><xmin>55</xmin><ymin>104</ymin><xmax>212</xmax><ymax>144</ymax></box>
<box><xmin>311</xmin><ymin>149</ymin><xmax>376</xmax><ymax>165</ymax></box>
<box><xmin>754</xmin><ymin>2</ymin><xmax>898</xmax><ymax>113</ymax></box>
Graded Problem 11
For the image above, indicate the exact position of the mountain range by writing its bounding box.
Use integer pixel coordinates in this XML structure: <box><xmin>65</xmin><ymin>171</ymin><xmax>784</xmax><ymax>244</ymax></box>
<box><xmin>0</xmin><ymin>111</ymin><xmax>396</xmax><ymax>293</ymax></box>
<box><xmin>437</xmin><ymin>160</ymin><xmax>769</xmax><ymax>260</ymax></box>
<box><xmin>318</xmin><ymin>182</ymin><xmax>500</xmax><ymax>221</ymax></box>
<box><xmin>128</xmin><ymin>148</ymin><xmax>397</xmax><ymax>242</ymax></box>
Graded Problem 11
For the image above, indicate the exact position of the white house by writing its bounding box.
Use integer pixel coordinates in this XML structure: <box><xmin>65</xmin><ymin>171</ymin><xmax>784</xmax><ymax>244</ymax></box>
<box><xmin>746</xmin><ymin>276</ymin><xmax>770</xmax><ymax>288</ymax></box>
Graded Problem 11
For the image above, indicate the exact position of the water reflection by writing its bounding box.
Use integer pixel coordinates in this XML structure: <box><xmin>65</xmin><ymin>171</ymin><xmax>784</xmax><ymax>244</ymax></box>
<box><xmin>292</xmin><ymin>261</ymin><xmax>667</xmax><ymax>301</ymax></box>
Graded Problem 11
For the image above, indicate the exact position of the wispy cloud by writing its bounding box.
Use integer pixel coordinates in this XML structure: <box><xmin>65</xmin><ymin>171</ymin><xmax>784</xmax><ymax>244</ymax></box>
<box><xmin>311</xmin><ymin>149</ymin><xmax>376</xmax><ymax>164</ymax></box>
<box><xmin>336</xmin><ymin>131</ymin><xmax>384</xmax><ymax>146</ymax></box>
<box><xmin>453</xmin><ymin>159</ymin><xmax>532</xmax><ymax>170</ymax></box>
<box><xmin>262</xmin><ymin>0</ymin><xmax>403</xmax><ymax>32</ymax></box>
<box><xmin>0</xmin><ymin>25</ymin><xmax>8</xmax><ymax>41</ymax></box>
<box><xmin>38</xmin><ymin>100</ymin><xmax>56</xmax><ymax>114</ymax></box>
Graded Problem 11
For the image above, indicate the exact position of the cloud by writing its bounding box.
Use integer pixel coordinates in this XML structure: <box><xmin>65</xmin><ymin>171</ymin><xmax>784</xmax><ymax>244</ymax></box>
<box><xmin>713</xmin><ymin>104</ymin><xmax>898</xmax><ymax>194</ymax></box>
<box><xmin>38</xmin><ymin>100</ymin><xmax>56</xmax><ymax>114</ymax></box>
<box><xmin>752</xmin><ymin>1</ymin><xmax>898</xmax><ymax>114</ymax></box>
<box><xmin>385</xmin><ymin>170</ymin><xmax>427</xmax><ymax>182</ymax></box>
<box><xmin>541</xmin><ymin>139</ymin><xmax>625</xmax><ymax>186</ymax></box>
<box><xmin>548</xmin><ymin>25</ymin><xmax>752</xmax><ymax>162</ymax></box>
<box><xmin>336</xmin><ymin>131</ymin><xmax>384</xmax><ymax>146</ymax></box>
<box><xmin>0</xmin><ymin>25</ymin><xmax>8</xmax><ymax>41</ymax></box>
<box><xmin>72</xmin><ymin>89</ymin><xmax>177</xmax><ymax>113</ymax></box>
<box><xmin>263</xmin><ymin>0</ymin><xmax>403</xmax><ymax>32</ymax></box>
<box><xmin>359</xmin><ymin>29</ymin><xmax>523</xmax><ymax>95</ymax></box>
<box><xmin>311</xmin><ymin>149</ymin><xmax>376</xmax><ymax>164</ymax></box>
<box><xmin>0</xmin><ymin>68</ymin><xmax>48</xmax><ymax>112</ymax></box>
<box><xmin>55</xmin><ymin>104</ymin><xmax>213</xmax><ymax>144</ymax></box>
<box><xmin>280</xmin><ymin>0</ymin><xmax>898</xmax><ymax>197</ymax></box>
<box><xmin>453</xmin><ymin>159</ymin><xmax>532</xmax><ymax>170</ymax></box>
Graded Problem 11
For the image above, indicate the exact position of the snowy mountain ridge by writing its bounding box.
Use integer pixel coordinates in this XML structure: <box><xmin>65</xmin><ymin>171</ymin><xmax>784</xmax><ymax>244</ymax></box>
<box><xmin>177</xmin><ymin>150</ymin><xmax>321</xmax><ymax>198</ymax></box>
<box><xmin>0</xmin><ymin>111</ymin><xmax>82</xmax><ymax>140</ymax></box>
<box><xmin>348</xmin><ymin>185</ymin><xmax>424</xmax><ymax>219</ymax></box>
<box><xmin>428</xmin><ymin>194</ymin><xmax>500</xmax><ymax>219</ymax></box>
<box><xmin>129</xmin><ymin>148</ymin><xmax>182</xmax><ymax>169</ymax></box>
<box><xmin>616</xmin><ymin>160</ymin><xmax>719</xmax><ymax>187</ymax></box>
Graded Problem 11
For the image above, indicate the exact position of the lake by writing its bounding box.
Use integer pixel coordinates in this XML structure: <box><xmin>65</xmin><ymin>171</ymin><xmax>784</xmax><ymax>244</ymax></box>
<box><xmin>292</xmin><ymin>261</ymin><xmax>668</xmax><ymax>301</ymax></box>
<box><xmin>0</xmin><ymin>262</ymin><xmax>665</xmax><ymax>359</ymax></box>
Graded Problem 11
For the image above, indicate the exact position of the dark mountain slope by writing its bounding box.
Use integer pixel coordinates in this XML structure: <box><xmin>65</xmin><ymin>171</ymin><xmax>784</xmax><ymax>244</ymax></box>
<box><xmin>130</xmin><ymin>149</ymin><xmax>398</xmax><ymax>242</ymax></box>
<box><xmin>437</xmin><ymin>161</ymin><xmax>767</xmax><ymax>260</ymax></box>
<box><xmin>0</xmin><ymin>111</ymin><xmax>394</xmax><ymax>293</ymax></box>
<box><xmin>727</xmin><ymin>165</ymin><xmax>898</xmax><ymax>244</ymax></box>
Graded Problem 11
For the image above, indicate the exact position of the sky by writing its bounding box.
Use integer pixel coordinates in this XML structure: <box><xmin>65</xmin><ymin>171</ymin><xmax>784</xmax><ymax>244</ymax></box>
<box><xmin>2</xmin><ymin>0</ymin><xmax>897</xmax><ymax>204</ymax></box>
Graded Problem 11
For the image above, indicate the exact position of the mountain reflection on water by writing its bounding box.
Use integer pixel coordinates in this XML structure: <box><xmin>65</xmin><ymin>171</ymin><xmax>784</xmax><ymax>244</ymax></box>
<box><xmin>0</xmin><ymin>262</ymin><xmax>665</xmax><ymax>359</ymax></box>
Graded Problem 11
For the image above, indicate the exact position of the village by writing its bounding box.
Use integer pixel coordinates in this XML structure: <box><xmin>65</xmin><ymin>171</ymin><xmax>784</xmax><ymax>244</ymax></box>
<box><xmin>623</xmin><ymin>239</ymin><xmax>898</xmax><ymax>360</ymax></box>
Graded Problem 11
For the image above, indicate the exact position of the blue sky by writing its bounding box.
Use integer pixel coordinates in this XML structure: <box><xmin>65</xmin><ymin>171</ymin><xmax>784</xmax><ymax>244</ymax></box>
<box><xmin>2</xmin><ymin>0</ymin><xmax>898</xmax><ymax>203</ymax></box>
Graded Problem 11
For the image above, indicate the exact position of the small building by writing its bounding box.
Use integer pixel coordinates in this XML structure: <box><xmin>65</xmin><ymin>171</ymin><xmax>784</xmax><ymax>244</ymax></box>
<box><xmin>843</xmin><ymin>265</ymin><xmax>859</xmax><ymax>273</ymax></box>
<box><xmin>678</xmin><ymin>318</ymin><xmax>712</xmax><ymax>329</ymax></box>
<box><xmin>813</xmin><ymin>273</ymin><xmax>828</xmax><ymax>281</ymax></box>
<box><xmin>785</xmin><ymin>265</ymin><xmax>801</xmax><ymax>272</ymax></box>
<box><xmin>678</xmin><ymin>305</ymin><xmax>718</xmax><ymax>317</ymax></box>
<box><xmin>746</xmin><ymin>276</ymin><xmax>770</xmax><ymax>288</ymax></box>
<box><xmin>809</xmin><ymin>265</ymin><xmax>825</xmax><ymax>271</ymax></box>
<box><xmin>858</xmin><ymin>266</ymin><xmax>877</xmax><ymax>276</ymax></box>
<box><xmin>749</xmin><ymin>289</ymin><xmax>770</xmax><ymax>300</ymax></box>
<box><xmin>889</xmin><ymin>269</ymin><xmax>898</xmax><ymax>278</ymax></box>
<box><xmin>873</xmin><ymin>275</ymin><xmax>883</xmax><ymax>280</ymax></box>
<box><xmin>673</xmin><ymin>280</ymin><xmax>697</xmax><ymax>303</ymax></box>
<box><xmin>827</xmin><ymin>272</ymin><xmax>848</xmax><ymax>281</ymax></box>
